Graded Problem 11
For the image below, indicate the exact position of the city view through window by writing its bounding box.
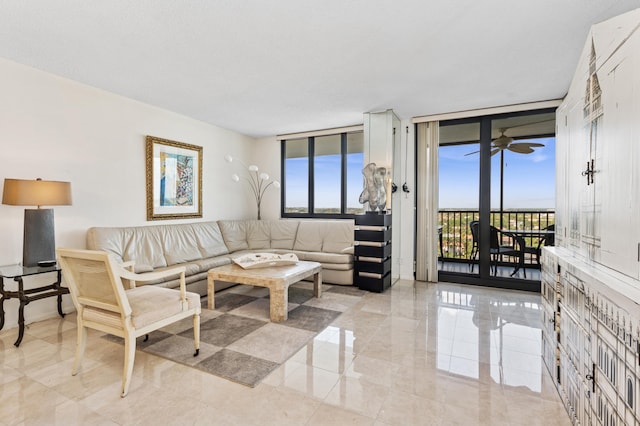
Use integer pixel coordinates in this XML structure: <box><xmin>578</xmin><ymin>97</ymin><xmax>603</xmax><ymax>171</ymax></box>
<box><xmin>284</xmin><ymin>132</ymin><xmax>364</xmax><ymax>216</ymax></box>
<box><xmin>439</xmin><ymin>133</ymin><xmax>556</xmax><ymax>268</ymax></box>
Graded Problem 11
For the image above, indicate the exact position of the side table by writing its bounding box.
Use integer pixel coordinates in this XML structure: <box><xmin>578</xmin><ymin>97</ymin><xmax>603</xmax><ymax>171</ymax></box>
<box><xmin>0</xmin><ymin>264</ymin><xmax>69</xmax><ymax>347</ymax></box>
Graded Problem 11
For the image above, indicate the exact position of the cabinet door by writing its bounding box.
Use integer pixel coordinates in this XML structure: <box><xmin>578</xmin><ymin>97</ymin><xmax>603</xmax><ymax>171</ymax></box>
<box><xmin>597</xmin><ymin>42</ymin><xmax>640</xmax><ymax>279</ymax></box>
<box><xmin>565</xmin><ymin>95</ymin><xmax>595</xmax><ymax>257</ymax></box>
<box><xmin>555</xmin><ymin>105</ymin><xmax>569</xmax><ymax>248</ymax></box>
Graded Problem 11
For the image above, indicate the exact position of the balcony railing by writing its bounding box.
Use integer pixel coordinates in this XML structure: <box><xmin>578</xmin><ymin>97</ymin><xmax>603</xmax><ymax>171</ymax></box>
<box><xmin>438</xmin><ymin>209</ymin><xmax>555</xmax><ymax>266</ymax></box>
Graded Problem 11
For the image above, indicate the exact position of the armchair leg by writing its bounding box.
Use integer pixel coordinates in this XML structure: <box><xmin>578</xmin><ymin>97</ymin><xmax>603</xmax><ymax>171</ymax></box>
<box><xmin>72</xmin><ymin>322</ymin><xmax>87</xmax><ymax>376</ymax></box>
<box><xmin>122</xmin><ymin>333</ymin><xmax>136</xmax><ymax>398</ymax></box>
<box><xmin>193</xmin><ymin>313</ymin><xmax>200</xmax><ymax>357</ymax></box>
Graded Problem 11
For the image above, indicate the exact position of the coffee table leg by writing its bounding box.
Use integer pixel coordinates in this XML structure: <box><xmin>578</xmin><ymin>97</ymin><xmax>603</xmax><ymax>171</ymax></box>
<box><xmin>270</xmin><ymin>284</ymin><xmax>287</xmax><ymax>322</ymax></box>
<box><xmin>207</xmin><ymin>274</ymin><xmax>215</xmax><ymax>310</ymax></box>
<box><xmin>313</xmin><ymin>271</ymin><xmax>322</xmax><ymax>298</ymax></box>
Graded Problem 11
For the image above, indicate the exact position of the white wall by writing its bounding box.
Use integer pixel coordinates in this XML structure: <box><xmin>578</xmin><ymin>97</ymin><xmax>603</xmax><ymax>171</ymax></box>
<box><xmin>0</xmin><ymin>58</ymin><xmax>257</xmax><ymax>329</ymax></box>
<box><xmin>251</xmin><ymin>136</ymin><xmax>282</xmax><ymax>220</ymax></box>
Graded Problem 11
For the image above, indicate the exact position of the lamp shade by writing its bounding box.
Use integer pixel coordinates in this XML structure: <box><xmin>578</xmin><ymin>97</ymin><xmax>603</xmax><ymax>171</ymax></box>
<box><xmin>2</xmin><ymin>178</ymin><xmax>72</xmax><ymax>207</ymax></box>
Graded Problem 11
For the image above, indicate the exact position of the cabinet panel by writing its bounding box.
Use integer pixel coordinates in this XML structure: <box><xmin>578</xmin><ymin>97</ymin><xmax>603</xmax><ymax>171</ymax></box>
<box><xmin>597</xmin><ymin>44</ymin><xmax>640</xmax><ymax>279</ymax></box>
<box><xmin>543</xmin><ymin>248</ymin><xmax>640</xmax><ymax>425</ymax></box>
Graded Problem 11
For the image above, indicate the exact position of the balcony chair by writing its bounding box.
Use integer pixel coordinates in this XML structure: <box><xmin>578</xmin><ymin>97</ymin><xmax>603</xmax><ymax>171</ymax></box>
<box><xmin>56</xmin><ymin>248</ymin><xmax>201</xmax><ymax>397</ymax></box>
<box><xmin>469</xmin><ymin>222</ymin><xmax>524</xmax><ymax>276</ymax></box>
<box><xmin>522</xmin><ymin>224</ymin><xmax>555</xmax><ymax>265</ymax></box>
<box><xmin>490</xmin><ymin>226</ymin><xmax>525</xmax><ymax>277</ymax></box>
<box><xmin>468</xmin><ymin>221</ymin><xmax>480</xmax><ymax>272</ymax></box>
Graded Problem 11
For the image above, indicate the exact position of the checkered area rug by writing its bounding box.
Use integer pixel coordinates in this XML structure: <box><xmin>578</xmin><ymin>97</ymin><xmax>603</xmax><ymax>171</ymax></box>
<box><xmin>104</xmin><ymin>282</ymin><xmax>366</xmax><ymax>387</ymax></box>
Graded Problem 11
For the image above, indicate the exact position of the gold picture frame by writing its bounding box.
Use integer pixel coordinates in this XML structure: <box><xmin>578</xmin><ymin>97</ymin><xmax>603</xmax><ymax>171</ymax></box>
<box><xmin>146</xmin><ymin>136</ymin><xmax>202</xmax><ymax>220</ymax></box>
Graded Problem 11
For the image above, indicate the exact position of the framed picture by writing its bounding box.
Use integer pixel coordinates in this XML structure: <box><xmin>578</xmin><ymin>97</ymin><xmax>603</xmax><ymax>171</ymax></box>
<box><xmin>146</xmin><ymin>136</ymin><xmax>202</xmax><ymax>220</ymax></box>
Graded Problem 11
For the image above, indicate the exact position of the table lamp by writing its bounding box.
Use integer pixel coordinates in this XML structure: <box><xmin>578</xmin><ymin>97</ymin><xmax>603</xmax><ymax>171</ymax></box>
<box><xmin>2</xmin><ymin>178</ymin><xmax>72</xmax><ymax>267</ymax></box>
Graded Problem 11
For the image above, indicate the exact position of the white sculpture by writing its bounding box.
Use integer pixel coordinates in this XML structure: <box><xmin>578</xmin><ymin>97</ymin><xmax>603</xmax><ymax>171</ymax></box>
<box><xmin>358</xmin><ymin>162</ymin><xmax>387</xmax><ymax>212</ymax></box>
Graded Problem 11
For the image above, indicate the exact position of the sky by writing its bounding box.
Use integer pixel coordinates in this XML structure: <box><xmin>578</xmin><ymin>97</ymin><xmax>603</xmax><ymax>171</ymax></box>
<box><xmin>438</xmin><ymin>137</ymin><xmax>556</xmax><ymax>209</ymax></box>
<box><xmin>285</xmin><ymin>152</ymin><xmax>364</xmax><ymax>209</ymax></box>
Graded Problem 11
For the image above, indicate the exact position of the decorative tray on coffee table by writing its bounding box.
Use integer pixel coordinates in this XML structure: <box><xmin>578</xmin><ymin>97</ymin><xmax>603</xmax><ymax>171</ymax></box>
<box><xmin>232</xmin><ymin>253</ymin><xmax>299</xmax><ymax>269</ymax></box>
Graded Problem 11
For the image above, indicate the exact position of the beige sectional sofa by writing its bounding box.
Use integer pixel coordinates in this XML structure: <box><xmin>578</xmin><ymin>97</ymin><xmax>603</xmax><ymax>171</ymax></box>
<box><xmin>86</xmin><ymin>219</ymin><xmax>354</xmax><ymax>296</ymax></box>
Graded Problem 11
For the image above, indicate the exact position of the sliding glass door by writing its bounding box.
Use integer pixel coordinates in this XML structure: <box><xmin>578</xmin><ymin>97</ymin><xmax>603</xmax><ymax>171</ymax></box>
<box><xmin>436</xmin><ymin>109</ymin><xmax>556</xmax><ymax>291</ymax></box>
<box><xmin>438</xmin><ymin>120</ymin><xmax>481</xmax><ymax>277</ymax></box>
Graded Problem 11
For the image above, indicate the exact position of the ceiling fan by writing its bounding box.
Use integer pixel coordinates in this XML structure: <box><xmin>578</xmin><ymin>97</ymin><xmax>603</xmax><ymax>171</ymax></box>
<box><xmin>465</xmin><ymin>118</ymin><xmax>551</xmax><ymax>156</ymax></box>
<box><xmin>489</xmin><ymin>129</ymin><xmax>545</xmax><ymax>155</ymax></box>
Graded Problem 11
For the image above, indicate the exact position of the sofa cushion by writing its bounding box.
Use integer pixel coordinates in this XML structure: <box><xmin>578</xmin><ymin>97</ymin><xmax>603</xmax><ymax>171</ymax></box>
<box><xmin>133</xmin><ymin>263</ymin><xmax>154</xmax><ymax>273</ymax></box>
<box><xmin>134</xmin><ymin>262</ymin><xmax>201</xmax><ymax>286</ymax></box>
<box><xmin>87</xmin><ymin>226</ymin><xmax>168</xmax><ymax>269</ymax></box>
<box><xmin>86</xmin><ymin>227</ymin><xmax>126</xmax><ymax>262</ymax></box>
<box><xmin>192</xmin><ymin>255</ymin><xmax>232</xmax><ymax>272</ymax></box>
<box><xmin>293</xmin><ymin>221</ymin><xmax>324</xmax><ymax>252</ymax></box>
<box><xmin>270</xmin><ymin>220</ymin><xmax>299</xmax><ymax>250</ymax></box>
<box><xmin>123</xmin><ymin>228</ymin><xmax>167</xmax><ymax>269</ymax></box>
<box><xmin>246</xmin><ymin>220</ymin><xmax>271</xmax><ymax>250</ymax></box>
<box><xmin>192</xmin><ymin>222</ymin><xmax>229</xmax><ymax>258</ymax></box>
<box><xmin>161</xmin><ymin>225</ymin><xmax>203</xmax><ymax>265</ymax></box>
<box><xmin>218</xmin><ymin>220</ymin><xmax>249</xmax><ymax>252</ymax></box>
<box><xmin>321</xmin><ymin>220</ymin><xmax>355</xmax><ymax>254</ymax></box>
<box><xmin>317</xmin><ymin>262</ymin><xmax>353</xmax><ymax>271</ymax></box>
<box><xmin>298</xmin><ymin>251</ymin><xmax>353</xmax><ymax>265</ymax></box>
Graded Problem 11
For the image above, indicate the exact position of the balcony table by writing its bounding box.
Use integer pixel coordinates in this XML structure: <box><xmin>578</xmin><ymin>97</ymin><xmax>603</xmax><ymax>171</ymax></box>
<box><xmin>501</xmin><ymin>229</ymin><xmax>555</xmax><ymax>277</ymax></box>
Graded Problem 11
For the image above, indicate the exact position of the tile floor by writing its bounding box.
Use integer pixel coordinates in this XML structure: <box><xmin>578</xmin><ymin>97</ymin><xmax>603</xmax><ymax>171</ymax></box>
<box><xmin>0</xmin><ymin>280</ymin><xmax>571</xmax><ymax>425</ymax></box>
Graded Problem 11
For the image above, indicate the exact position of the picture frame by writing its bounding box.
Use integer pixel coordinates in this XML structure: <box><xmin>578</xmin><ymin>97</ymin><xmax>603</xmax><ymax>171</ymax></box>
<box><xmin>146</xmin><ymin>136</ymin><xmax>202</xmax><ymax>220</ymax></box>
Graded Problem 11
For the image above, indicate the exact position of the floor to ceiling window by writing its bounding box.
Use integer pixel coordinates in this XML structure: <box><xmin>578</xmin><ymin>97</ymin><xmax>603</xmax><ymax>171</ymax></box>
<box><xmin>436</xmin><ymin>109</ymin><xmax>556</xmax><ymax>291</ymax></box>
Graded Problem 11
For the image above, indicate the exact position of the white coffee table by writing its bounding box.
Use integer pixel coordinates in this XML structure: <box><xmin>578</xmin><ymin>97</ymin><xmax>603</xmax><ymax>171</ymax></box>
<box><xmin>207</xmin><ymin>260</ymin><xmax>322</xmax><ymax>322</ymax></box>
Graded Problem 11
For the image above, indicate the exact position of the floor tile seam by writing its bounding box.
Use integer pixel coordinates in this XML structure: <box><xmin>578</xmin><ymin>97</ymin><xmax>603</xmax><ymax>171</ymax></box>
<box><xmin>312</xmin><ymin>355</ymin><xmax>356</xmax><ymax>376</ymax></box>
<box><xmin>320</xmin><ymin>375</ymin><xmax>384</xmax><ymax>422</ymax></box>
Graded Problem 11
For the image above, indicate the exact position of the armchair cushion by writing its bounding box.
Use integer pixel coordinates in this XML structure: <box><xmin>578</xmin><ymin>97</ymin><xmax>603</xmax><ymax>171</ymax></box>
<box><xmin>126</xmin><ymin>286</ymin><xmax>201</xmax><ymax>329</ymax></box>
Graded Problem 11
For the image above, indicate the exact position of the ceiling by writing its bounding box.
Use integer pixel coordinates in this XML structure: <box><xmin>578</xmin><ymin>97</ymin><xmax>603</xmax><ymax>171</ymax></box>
<box><xmin>1</xmin><ymin>1</ymin><xmax>639</xmax><ymax>138</ymax></box>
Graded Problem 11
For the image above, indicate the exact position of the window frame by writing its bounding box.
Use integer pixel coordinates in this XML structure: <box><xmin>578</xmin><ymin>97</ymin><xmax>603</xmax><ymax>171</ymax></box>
<box><xmin>280</xmin><ymin>130</ymin><xmax>363</xmax><ymax>219</ymax></box>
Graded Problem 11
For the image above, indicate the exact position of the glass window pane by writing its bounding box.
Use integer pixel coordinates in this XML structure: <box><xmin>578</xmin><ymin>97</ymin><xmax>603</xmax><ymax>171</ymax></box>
<box><xmin>314</xmin><ymin>134</ymin><xmax>341</xmax><ymax>213</ymax></box>
<box><xmin>438</xmin><ymin>121</ymin><xmax>480</xmax><ymax>274</ymax></box>
<box><xmin>346</xmin><ymin>132</ymin><xmax>364</xmax><ymax>214</ymax></box>
<box><xmin>284</xmin><ymin>138</ymin><xmax>308</xmax><ymax>213</ymax></box>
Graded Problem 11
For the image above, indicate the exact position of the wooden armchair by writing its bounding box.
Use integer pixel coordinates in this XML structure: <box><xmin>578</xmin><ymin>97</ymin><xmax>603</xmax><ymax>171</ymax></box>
<box><xmin>56</xmin><ymin>248</ymin><xmax>201</xmax><ymax>397</ymax></box>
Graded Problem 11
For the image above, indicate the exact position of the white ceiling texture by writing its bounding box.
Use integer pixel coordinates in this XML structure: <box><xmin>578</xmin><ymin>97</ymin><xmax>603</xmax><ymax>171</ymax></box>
<box><xmin>1</xmin><ymin>1</ymin><xmax>639</xmax><ymax>138</ymax></box>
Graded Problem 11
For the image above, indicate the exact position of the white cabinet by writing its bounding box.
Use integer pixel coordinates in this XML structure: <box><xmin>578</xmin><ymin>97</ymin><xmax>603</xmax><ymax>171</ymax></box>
<box><xmin>546</xmin><ymin>9</ymin><xmax>640</xmax><ymax>424</ymax></box>
<box><xmin>557</xmin><ymin>10</ymin><xmax>640</xmax><ymax>280</ymax></box>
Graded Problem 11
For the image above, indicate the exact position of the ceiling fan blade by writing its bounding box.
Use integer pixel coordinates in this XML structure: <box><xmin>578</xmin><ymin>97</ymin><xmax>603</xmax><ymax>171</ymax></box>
<box><xmin>507</xmin><ymin>144</ymin><xmax>534</xmax><ymax>154</ymax></box>
<box><xmin>464</xmin><ymin>149</ymin><xmax>480</xmax><ymax>156</ymax></box>
<box><xmin>491</xmin><ymin>148</ymin><xmax>501</xmax><ymax>156</ymax></box>
<box><xmin>523</xmin><ymin>142</ymin><xmax>545</xmax><ymax>148</ymax></box>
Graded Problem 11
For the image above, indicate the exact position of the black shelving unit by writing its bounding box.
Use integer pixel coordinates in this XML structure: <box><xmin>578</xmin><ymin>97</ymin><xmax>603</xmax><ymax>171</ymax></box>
<box><xmin>354</xmin><ymin>213</ymin><xmax>392</xmax><ymax>292</ymax></box>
